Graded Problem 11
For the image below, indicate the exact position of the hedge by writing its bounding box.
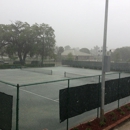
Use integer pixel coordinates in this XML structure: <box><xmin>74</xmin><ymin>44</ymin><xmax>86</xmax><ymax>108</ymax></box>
<box><xmin>0</xmin><ymin>63</ymin><xmax>55</xmax><ymax>69</ymax></box>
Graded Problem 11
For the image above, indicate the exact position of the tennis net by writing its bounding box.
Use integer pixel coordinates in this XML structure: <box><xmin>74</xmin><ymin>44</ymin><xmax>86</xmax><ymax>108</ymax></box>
<box><xmin>64</xmin><ymin>72</ymin><xmax>99</xmax><ymax>83</ymax></box>
<box><xmin>21</xmin><ymin>67</ymin><xmax>52</xmax><ymax>75</ymax></box>
<box><xmin>64</xmin><ymin>72</ymin><xmax>86</xmax><ymax>78</ymax></box>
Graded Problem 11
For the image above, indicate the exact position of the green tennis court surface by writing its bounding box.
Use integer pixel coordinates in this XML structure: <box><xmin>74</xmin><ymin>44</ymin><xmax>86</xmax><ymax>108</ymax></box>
<box><xmin>0</xmin><ymin>66</ymin><xmax>130</xmax><ymax>130</ymax></box>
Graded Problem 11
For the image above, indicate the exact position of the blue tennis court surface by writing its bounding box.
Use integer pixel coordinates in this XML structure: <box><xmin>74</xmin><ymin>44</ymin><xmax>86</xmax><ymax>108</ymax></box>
<box><xmin>0</xmin><ymin>66</ymin><xmax>130</xmax><ymax>130</ymax></box>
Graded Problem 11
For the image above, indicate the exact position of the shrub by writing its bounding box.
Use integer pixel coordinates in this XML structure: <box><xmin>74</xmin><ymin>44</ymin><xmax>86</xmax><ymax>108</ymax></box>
<box><xmin>110</xmin><ymin>112</ymin><xmax>115</xmax><ymax>116</ymax></box>
<box><xmin>120</xmin><ymin>111</ymin><xmax>125</xmax><ymax>115</ymax></box>
<box><xmin>24</xmin><ymin>63</ymin><xmax>55</xmax><ymax>68</ymax></box>
<box><xmin>127</xmin><ymin>106</ymin><xmax>130</xmax><ymax>111</ymax></box>
<box><xmin>87</xmin><ymin>121</ymin><xmax>92</xmax><ymax>126</ymax></box>
<box><xmin>112</xmin><ymin>115</ymin><xmax>117</xmax><ymax>121</ymax></box>
<box><xmin>125</xmin><ymin>105</ymin><xmax>130</xmax><ymax>111</ymax></box>
<box><xmin>125</xmin><ymin>105</ymin><xmax>129</xmax><ymax>108</ymax></box>
<box><xmin>117</xmin><ymin>108</ymin><xmax>122</xmax><ymax>112</ymax></box>
<box><xmin>67</xmin><ymin>53</ymin><xmax>74</xmax><ymax>61</ymax></box>
<box><xmin>73</xmin><ymin>128</ymin><xmax>79</xmax><ymax>130</ymax></box>
<box><xmin>99</xmin><ymin>120</ymin><xmax>106</xmax><ymax>127</ymax></box>
<box><xmin>13</xmin><ymin>61</ymin><xmax>21</xmax><ymax>65</ymax></box>
<box><xmin>0</xmin><ymin>64</ymin><xmax>21</xmax><ymax>69</ymax></box>
<box><xmin>86</xmin><ymin>128</ymin><xmax>91</xmax><ymax>130</ymax></box>
<box><xmin>31</xmin><ymin>61</ymin><xmax>41</xmax><ymax>66</ymax></box>
<box><xmin>104</xmin><ymin>117</ymin><xmax>107</xmax><ymax>122</ymax></box>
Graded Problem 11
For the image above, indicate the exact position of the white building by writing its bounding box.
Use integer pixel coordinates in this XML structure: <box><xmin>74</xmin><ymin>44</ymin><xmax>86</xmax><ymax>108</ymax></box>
<box><xmin>61</xmin><ymin>49</ymin><xmax>92</xmax><ymax>61</ymax></box>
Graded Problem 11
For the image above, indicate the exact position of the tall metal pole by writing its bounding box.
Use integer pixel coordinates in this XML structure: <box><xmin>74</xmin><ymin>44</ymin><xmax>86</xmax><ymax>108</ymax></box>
<box><xmin>100</xmin><ymin>0</ymin><xmax>109</xmax><ymax>121</ymax></box>
<box><xmin>118</xmin><ymin>72</ymin><xmax>121</xmax><ymax>108</ymax></box>
<box><xmin>67</xmin><ymin>79</ymin><xmax>70</xmax><ymax>130</ymax></box>
<box><xmin>97</xmin><ymin>75</ymin><xmax>101</xmax><ymax>118</ymax></box>
<box><xmin>16</xmin><ymin>84</ymin><xmax>20</xmax><ymax>130</ymax></box>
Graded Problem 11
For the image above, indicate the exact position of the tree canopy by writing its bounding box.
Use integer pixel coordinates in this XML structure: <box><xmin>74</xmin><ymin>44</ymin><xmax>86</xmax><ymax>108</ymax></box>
<box><xmin>67</xmin><ymin>52</ymin><xmax>74</xmax><ymax>61</ymax></box>
<box><xmin>64</xmin><ymin>45</ymin><xmax>71</xmax><ymax>50</ymax></box>
<box><xmin>79</xmin><ymin>48</ymin><xmax>90</xmax><ymax>54</ymax></box>
<box><xmin>54</xmin><ymin>46</ymin><xmax>64</xmax><ymax>61</ymax></box>
<box><xmin>91</xmin><ymin>45</ymin><xmax>100</xmax><ymax>55</ymax></box>
<box><xmin>0</xmin><ymin>21</ymin><xmax>56</xmax><ymax>64</ymax></box>
<box><xmin>111</xmin><ymin>47</ymin><xmax>130</xmax><ymax>62</ymax></box>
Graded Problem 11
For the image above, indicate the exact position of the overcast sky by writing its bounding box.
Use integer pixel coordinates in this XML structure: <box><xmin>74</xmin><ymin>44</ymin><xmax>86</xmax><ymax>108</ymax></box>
<box><xmin>0</xmin><ymin>0</ymin><xmax>130</xmax><ymax>50</ymax></box>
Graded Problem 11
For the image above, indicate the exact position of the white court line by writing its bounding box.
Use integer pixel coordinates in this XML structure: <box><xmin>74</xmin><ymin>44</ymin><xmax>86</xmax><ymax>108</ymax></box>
<box><xmin>54</xmin><ymin>99</ymin><xmax>59</xmax><ymax>101</ymax></box>
<box><xmin>21</xmin><ymin>89</ymin><xmax>59</xmax><ymax>103</ymax></box>
<box><xmin>7</xmin><ymin>85</ymin><xmax>59</xmax><ymax>103</ymax></box>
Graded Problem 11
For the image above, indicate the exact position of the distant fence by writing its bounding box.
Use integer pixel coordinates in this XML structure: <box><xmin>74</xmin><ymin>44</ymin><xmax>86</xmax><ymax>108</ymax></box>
<box><xmin>62</xmin><ymin>60</ymin><xmax>130</xmax><ymax>72</ymax></box>
<box><xmin>0</xmin><ymin>63</ymin><xmax>55</xmax><ymax>69</ymax></box>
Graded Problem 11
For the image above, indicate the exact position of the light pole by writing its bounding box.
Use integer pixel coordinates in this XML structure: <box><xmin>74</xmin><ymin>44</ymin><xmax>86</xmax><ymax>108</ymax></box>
<box><xmin>100</xmin><ymin>0</ymin><xmax>109</xmax><ymax>121</ymax></box>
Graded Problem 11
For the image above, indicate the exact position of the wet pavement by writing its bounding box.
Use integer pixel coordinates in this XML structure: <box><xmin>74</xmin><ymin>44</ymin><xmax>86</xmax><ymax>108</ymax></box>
<box><xmin>114</xmin><ymin>119</ymin><xmax>130</xmax><ymax>130</ymax></box>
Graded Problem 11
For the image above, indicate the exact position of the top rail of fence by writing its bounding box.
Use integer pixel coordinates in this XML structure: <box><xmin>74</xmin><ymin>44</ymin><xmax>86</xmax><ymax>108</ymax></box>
<box><xmin>0</xmin><ymin>72</ymin><xmax>125</xmax><ymax>87</ymax></box>
<box><xmin>19</xmin><ymin>72</ymin><xmax>121</xmax><ymax>87</ymax></box>
<box><xmin>0</xmin><ymin>80</ymin><xmax>17</xmax><ymax>87</ymax></box>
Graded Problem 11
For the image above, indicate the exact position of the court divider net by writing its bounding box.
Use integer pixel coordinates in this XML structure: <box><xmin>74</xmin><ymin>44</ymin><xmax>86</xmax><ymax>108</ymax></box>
<box><xmin>21</xmin><ymin>67</ymin><xmax>52</xmax><ymax>75</ymax></box>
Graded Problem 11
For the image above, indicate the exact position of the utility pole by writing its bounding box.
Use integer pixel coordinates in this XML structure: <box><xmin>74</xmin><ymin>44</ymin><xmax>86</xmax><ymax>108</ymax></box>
<box><xmin>100</xmin><ymin>0</ymin><xmax>109</xmax><ymax>121</ymax></box>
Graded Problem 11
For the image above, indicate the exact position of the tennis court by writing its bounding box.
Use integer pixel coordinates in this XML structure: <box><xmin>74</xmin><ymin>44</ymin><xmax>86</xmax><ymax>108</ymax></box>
<box><xmin>0</xmin><ymin>66</ymin><xmax>130</xmax><ymax>130</ymax></box>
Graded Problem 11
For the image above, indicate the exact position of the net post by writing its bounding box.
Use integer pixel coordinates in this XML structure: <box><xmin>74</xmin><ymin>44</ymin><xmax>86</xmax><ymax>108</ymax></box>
<box><xmin>67</xmin><ymin>79</ymin><xmax>70</xmax><ymax>130</ymax></box>
<box><xmin>16</xmin><ymin>84</ymin><xmax>20</xmax><ymax>130</ymax></box>
<box><xmin>97</xmin><ymin>75</ymin><xmax>100</xmax><ymax>118</ymax></box>
<box><xmin>118</xmin><ymin>72</ymin><xmax>121</xmax><ymax>108</ymax></box>
<box><xmin>64</xmin><ymin>72</ymin><xmax>66</xmax><ymax>77</ymax></box>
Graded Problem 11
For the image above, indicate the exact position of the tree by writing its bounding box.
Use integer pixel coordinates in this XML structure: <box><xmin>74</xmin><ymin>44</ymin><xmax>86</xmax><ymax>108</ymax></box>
<box><xmin>58</xmin><ymin>46</ymin><xmax>64</xmax><ymax>55</ymax></box>
<box><xmin>54</xmin><ymin>46</ymin><xmax>64</xmax><ymax>61</ymax></box>
<box><xmin>31</xmin><ymin>23</ymin><xmax>55</xmax><ymax>64</ymax></box>
<box><xmin>80</xmin><ymin>48</ymin><xmax>90</xmax><ymax>54</ymax></box>
<box><xmin>57</xmin><ymin>46</ymin><xmax>64</xmax><ymax>61</ymax></box>
<box><xmin>64</xmin><ymin>45</ymin><xmax>71</xmax><ymax>50</ymax></box>
<box><xmin>67</xmin><ymin>52</ymin><xmax>74</xmax><ymax>61</ymax></box>
<box><xmin>0</xmin><ymin>24</ymin><xmax>11</xmax><ymax>49</ymax></box>
<box><xmin>111</xmin><ymin>47</ymin><xmax>130</xmax><ymax>62</ymax></box>
<box><xmin>0</xmin><ymin>47</ymin><xmax>6</xmax><ymax>59</ymax></box>
<box><xmin>0</xmin><ymin>21</ymin><xmax>56</xmax><ymax>65</ymax></box>
<box><xmin>91</xmin><ymin>46</ymin><xmax>100</xmax><ymax>55</ymax></box>
<box><xmin>0</xmin><ymin>21</ymin><xmax>34</xmax><ymax>64</ymax></box>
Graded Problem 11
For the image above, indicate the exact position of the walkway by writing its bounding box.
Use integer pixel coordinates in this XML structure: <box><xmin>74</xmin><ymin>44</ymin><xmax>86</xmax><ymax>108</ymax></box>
<box><xmin>114</xmin><ymin>119</ymin><xmax>130</xmax><ymax>130</ymax></box>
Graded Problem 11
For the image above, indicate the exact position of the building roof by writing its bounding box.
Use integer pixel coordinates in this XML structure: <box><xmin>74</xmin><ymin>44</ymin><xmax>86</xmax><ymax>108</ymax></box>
<box><xmin>61</xmin><ymin>49</ymin><xmax>91</xmax><ymax>56</ymax></box>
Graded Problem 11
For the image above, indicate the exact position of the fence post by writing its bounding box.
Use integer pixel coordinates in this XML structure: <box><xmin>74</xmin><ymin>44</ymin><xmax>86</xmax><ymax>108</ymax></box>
<box><xmin>16</xmin><ymin>84</ymin><xmax>20</xmax><ymax>130</ymax></box>
<box><xmin>67</xmin><ymin>79</ymin><xmax>70</xmax><ymax>130</ymax></box>
<box><xmin>118</xmin><ymin>73</ymin><xmax>121</xmax><ymax>108</ymax></box>
<box><xmin>97</xmin><ymin>75</ymin><xmax>100</xmax><ymax>118</ymax></box>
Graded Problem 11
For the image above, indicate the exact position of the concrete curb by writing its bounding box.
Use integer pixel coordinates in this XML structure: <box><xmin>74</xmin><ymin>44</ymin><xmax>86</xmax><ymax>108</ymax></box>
<box><xmin>103</xmin><ymin>114</ymin><xmax>130</xmax><ymax>130</ymax></box>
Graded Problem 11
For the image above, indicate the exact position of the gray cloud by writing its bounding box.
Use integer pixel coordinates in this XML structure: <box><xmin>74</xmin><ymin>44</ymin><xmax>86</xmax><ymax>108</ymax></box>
<box><xmin>0</xmin><ymin>0</ymin><xmax>130</xmax><ymax>50</ymax></box>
